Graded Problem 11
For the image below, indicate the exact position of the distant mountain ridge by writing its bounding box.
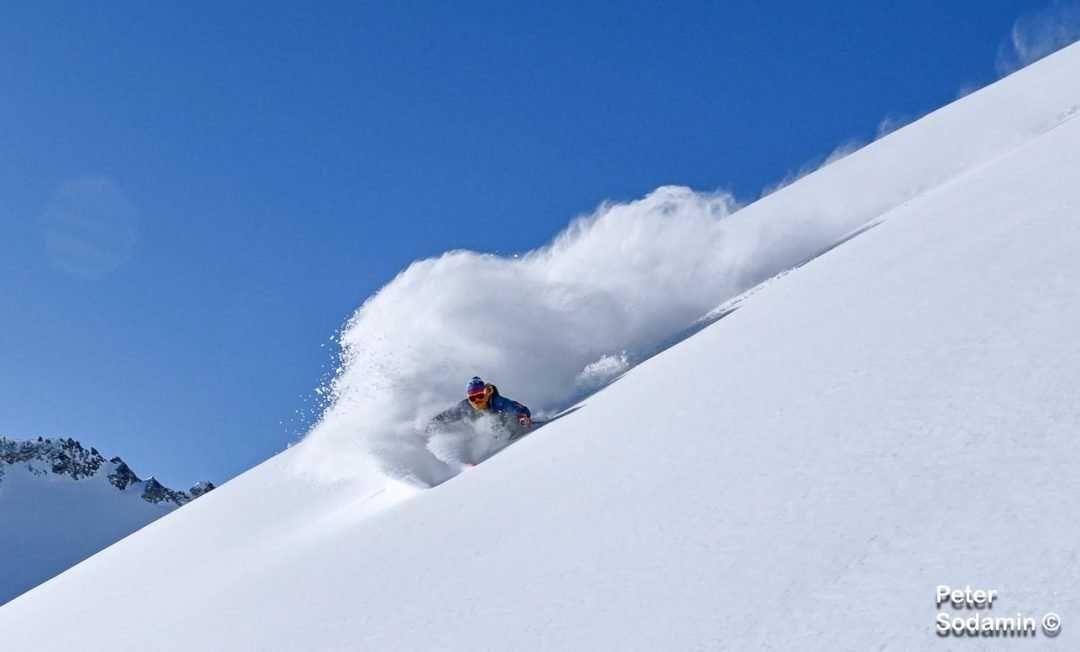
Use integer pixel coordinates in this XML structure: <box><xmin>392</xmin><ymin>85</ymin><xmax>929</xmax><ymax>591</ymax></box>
<box><xmin>0</xmin><ymin>436</ymin><xmax>214</xmax><ymax>505</ymax></box>
<box><xmin>0</xmin><ymin>434</ymin><xmax>216</xmax><ymax>606</ymax></box>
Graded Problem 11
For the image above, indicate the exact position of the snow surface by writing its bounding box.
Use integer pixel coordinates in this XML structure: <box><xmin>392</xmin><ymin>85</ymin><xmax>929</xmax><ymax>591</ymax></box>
<box><xmin>0</xmin><ymin>456</ymin><xmax>176</xmax><ymax>605</ymax></box>
<box><xmin>3</xmin><ymin>42</ymin><xmax>1080</xmax><ymax>650</ymax></box>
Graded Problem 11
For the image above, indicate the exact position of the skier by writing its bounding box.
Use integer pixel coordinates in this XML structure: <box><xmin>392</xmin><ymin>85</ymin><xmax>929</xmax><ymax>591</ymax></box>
<box><xmin>427</xmin><ymin>376</ymin><xmax>533</xmax><ymax>439</ymax></box>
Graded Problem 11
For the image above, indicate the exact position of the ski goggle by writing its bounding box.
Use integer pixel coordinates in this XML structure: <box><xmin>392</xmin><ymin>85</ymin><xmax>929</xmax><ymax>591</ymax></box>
<box><xmin>468</xmin><ymin>386</ymin><xmax>492</xmax><ymax>407</ymax></box>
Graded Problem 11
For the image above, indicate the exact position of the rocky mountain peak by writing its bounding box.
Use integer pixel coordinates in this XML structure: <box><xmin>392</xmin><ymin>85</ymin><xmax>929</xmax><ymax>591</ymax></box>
<box><xmin>0</xmin><ymin>436</ymin><xmax>214</xmax><ymax>507</ymax></box>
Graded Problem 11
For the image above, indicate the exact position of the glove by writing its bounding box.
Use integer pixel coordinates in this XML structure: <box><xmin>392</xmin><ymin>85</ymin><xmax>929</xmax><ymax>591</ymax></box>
<box><xmin>517</xmin><ymin>413</ymin><xmax>533</xmax><ymax>428</ymax></box>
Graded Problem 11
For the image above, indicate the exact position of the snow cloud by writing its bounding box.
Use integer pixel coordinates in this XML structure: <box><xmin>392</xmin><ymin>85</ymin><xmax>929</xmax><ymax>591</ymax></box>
<box><xmin>760</xmin><ymin>139</ymin><xmax>863</xmax><ymax>198</ymax></box>
<box><xmin>295</xmin><ymin>185</ymin><xmax>861</xmax><ymax>486</ymax></box>
<box><xmin>997</xmin><ymin>1</ymin><xmax>1080</xmax><ymax>76</ymax></box>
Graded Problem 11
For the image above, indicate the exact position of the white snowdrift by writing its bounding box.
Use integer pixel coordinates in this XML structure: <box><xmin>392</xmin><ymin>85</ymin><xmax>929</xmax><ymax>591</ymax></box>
<box><xmin>299</xmin><ymin>40</ymin><xmax>1080</xmax><ymax>487</ymax></box>
<box><xmin>3</xmin><ymin>42</ymin><xmax>1080</xmax><ymax>652</ymax></box>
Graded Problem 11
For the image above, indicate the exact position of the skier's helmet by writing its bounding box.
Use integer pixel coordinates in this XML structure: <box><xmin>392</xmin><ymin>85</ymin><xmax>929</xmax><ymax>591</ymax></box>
<box><xmin>466</xmin><ymin>376</ymin><xmax>492</xmax><ymax>409</ymax></box>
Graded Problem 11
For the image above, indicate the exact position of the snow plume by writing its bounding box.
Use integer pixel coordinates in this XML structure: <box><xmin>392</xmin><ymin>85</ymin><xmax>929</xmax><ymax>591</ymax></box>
<box><xmin>293</xmin><ymin>185</ymin><xmax>863</xmax><ymax>486</ymax></box>
<box><xmin>759</xmin><ymin>139</ymin><xmax>863</xmax><ymax>198</ymax></box>
<box><xmin>997</xmin><ymin>1</ymin><xmax>1080</xmax><ymax>75</ymax></box>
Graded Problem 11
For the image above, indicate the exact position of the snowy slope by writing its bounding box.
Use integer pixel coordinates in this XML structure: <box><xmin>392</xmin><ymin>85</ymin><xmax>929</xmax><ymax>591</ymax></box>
<box><xmin>0</xmin><ymin>437</ymin><xmax>212</xmax><ymax>605</ymax></box>
<box><xmin>3</xmin><ymin>43</ymin><xmax>1080</xmax><ymax>650</ymax></box>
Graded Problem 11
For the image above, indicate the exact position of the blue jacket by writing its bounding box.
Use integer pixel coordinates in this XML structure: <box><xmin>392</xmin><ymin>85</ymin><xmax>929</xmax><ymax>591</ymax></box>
<box><xmin>428</xmin><ymin>385</ymin><xmax>531</xmax><ymax>432</ymax></box>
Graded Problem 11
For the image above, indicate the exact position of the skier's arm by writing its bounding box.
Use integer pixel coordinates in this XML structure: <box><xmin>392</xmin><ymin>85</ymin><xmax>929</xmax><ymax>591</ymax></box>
<box><xmin>492</xmin><ymin>395</ymin><xmax>532</xmax><ymax>427</ymax></box>
<box><xmin>426</xmin><ymin>402</ymin><xmax>469</xmax><ymax>433</ymax></box>
<box><xmin>511</xmin><ymin>399</ymin><xmax>532</xmax><ymax>428</ymax></box>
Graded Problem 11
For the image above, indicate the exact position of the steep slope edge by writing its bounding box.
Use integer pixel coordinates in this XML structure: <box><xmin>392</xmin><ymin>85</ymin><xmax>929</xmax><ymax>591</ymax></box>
<box><xmin>2</xmin><ymin>43</ymin><xmax>1080</xmax><ymax>651</ymax></box>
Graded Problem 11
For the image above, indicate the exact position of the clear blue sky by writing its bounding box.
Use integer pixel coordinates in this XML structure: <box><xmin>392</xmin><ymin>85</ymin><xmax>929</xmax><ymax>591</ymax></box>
<box><xmin>0</xmin><ymin>0</ymin><xmax>1062</xmax><ymax>488</ymax></box>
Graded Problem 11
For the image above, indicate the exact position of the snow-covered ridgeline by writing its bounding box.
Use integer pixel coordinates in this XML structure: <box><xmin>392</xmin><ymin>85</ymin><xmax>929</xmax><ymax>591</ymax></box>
<box><xmin>0</xmin><ymin>436</ymin><xmax>215</xmax><ymax>605</ymax></box>
<box><xmin>0</xmin><ymin>436</ymin><xmax>213</xmax><ymax>505</ymax></box>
